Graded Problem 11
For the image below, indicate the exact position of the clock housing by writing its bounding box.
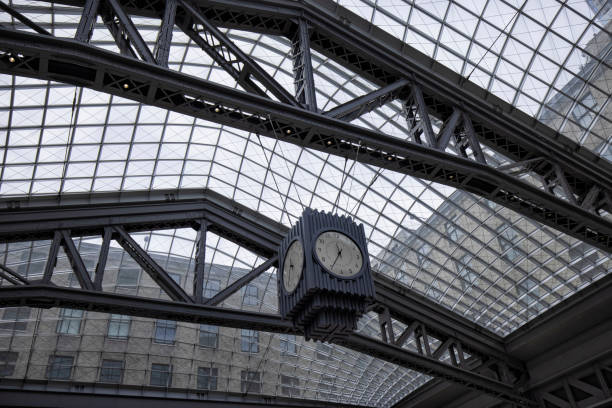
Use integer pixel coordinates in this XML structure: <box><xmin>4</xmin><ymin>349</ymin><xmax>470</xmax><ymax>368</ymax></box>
<box><xmin>278</xmin><ymin>208</ymin><xmax>375</xmax><ymax>341</ymax></box>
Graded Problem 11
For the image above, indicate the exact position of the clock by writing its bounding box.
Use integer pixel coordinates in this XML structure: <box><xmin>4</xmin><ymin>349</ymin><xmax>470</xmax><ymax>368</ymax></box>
<box><xmin>283</xmin><ymin>240</ymin><xmax>304</xmax><ymax>292</ymax></box>
<box><xmin>278</xmin><ymin>208</ymin><xmax>375</xmax><ymax>341</ymax></box>
<box><xmin>314</xmin><ymin>231</ymin><xmax>363</xmax><ymax>278</ymax></box>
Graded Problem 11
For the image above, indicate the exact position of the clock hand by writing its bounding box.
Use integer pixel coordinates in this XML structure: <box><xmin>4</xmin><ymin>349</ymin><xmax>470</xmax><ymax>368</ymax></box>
<box><xmin>331</xmin><ymin>252</ymin><xmax>341</xmax><ymax>270</ymax></box>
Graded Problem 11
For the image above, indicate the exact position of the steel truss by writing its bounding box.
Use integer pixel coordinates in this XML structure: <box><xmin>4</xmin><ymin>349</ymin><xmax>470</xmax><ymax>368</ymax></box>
<box><xmin>0</xmin><ymin>0</ymin><xmax>611</xmax><ymax>252</ymax></box>
<box><xmin>0</xmin><ymin>189</ymin><xmax>530</xmax><ymax>405</ymax></box>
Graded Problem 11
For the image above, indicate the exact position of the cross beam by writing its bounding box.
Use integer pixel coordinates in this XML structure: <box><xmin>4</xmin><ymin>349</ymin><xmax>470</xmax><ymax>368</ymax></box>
<box><xmin>27</xmin><ymin>0</ymin><xmax>610</xmax><ymax>216</ymax></box>
<box><xmin>0</xmin><ymin>189</ymin><xmax>531</xmax><ymax>404</ymax></box>
<box><xmin>0</xmin><ymin>30</ymin><xmax>610</xmax><ymax>253</ymax></box>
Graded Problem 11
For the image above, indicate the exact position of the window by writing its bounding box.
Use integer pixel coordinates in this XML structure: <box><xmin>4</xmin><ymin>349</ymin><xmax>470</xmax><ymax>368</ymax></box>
<box><xmin>0</xmin><ymin>351</ymin><xmax>18</xmax><ymax>377</ymax></box>
<box><xmin>56</xmin><ymin>308</ymin><xmax>83</xmax><ymax>334</ymax></box>
<box><xmin>108</xmin><ymin>314</ymin><xmax>131</xmax><ymax>339</ymax></box>
<box><xmin>241</xmin><ymin>329</ymin><xmax>258</xmax><ymax>353</ymax></box>
<box><xmin>455</xmin><ymin>254</ymin><xmax>478</xmax><ymax>292</ymax></box>
<box><xmin>0</xmin><ymin>307</ymin><xmax>30</xmax><ymax>331</ymax></box>
<box><xmin>315</xmin><ymin>342</ymin><xmax>332</xmax><ymax>360</ymax></box>
<box><xmin>242</xmin><ymin>284</ymin><xmax>259</xmax><ymax>306</ymax></box>
<box><xmin>572</xmin><ymin>91</ymin><xmax>597</xmax><ymax>128</ymax></box>
<box><xmin>199</xmin><ymin>324</ymin><xmax>218</xmax><ymax>348</ymax></box>
<box><xmin>445</xmin><ymin>221</ymin><xmax>464</xmax><ymax>243</ymax></box>
<box><xmin>203</xmin><ymin>279</ymin><xmax>220</xmax><ymax>299</ymax></box>
<box><xmin>154</xmin><ymin>320</ymin><xmax>176</xmax><ymax>344</ymax></box>
<box><xmin>116</xmin><ymin>268</ymin><xmax>139</xmax><ymax>286</ymax></box>
<box><xmin>318</xmin><ymin>374</ymin><xmax>337</xmax><ymax>400</ymax></box>
<box><xmin>281</xmin><ymin>375</ymin><xmax>299</xmax><ymax>397</ymax></box>
<box><xmin>197</xmin><ymin>366</ymin><xmax>218</xmax><ymax>390</ymax></box>
<box><xmin>279</xmin><ymin>334</ymin><xmax>296</xmax><ymax>355</ymax></box>
<box><xmin>427</xmin><ymin>280</ymin><xmax>444</xmax><ymax>301</ymax></box>
<box><xmin>99</xmin><ymin>359</ymin><xmax>123</xmax><ymax>383</ymax></box>
<box><xmin>150</xmin><ymin>363</ymin><xmax>171</xmax><ymax>387</ymax></box>
<box><xmin>47</xmin><ymin>356</ymin><xmax>73</xmax><ymax>380</ymax></box>
<box><xmin>496</xmin><ymin>225</ymin><xmax>522</xmax><ymax>262</ymax></box>
<box><xmin>240</xmin><ymin>370</ymin><xmax>261</xmax><ymax>393</ymax></box>
<box><xmin>518</xmin><ymin>277</ymin><xmax>545</xmax><ymax>312</ymax></box>
<box><xmin>416</xmin><ymin>242</ymin><xmax>432</xmax><ymax>267</ymax></box>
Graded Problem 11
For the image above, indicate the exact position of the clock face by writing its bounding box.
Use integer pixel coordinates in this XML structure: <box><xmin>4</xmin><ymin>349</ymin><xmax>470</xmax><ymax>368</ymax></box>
<box><xmin>283</xmin><ymin>240</ymin><xmax>304</xmax><ymax>293</ymax></box>
<box><xmin>314</xmin><ymin>231</ymin><xmax>363</xmax><ymax>278</ymax></box>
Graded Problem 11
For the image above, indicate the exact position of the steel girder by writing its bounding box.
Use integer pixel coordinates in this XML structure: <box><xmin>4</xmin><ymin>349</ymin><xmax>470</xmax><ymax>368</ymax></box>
<box><xmin>0</xmin><ymin>189</ymin><xmax>531</xmax><ymax>405</ymax></box>
<box><xmin>2</xmin><ymin>0</ymin><xmax>610</xmax><ymax>245</ymax></box>
<box><xmin>0</xmin><ymin>379</ymin><xmax>363</xmax><ymax>408</ymax></box>
<box><xmin>0</xmin><ymin>30</ymin><xmax>611</xmax><ymax>253</ymax></box>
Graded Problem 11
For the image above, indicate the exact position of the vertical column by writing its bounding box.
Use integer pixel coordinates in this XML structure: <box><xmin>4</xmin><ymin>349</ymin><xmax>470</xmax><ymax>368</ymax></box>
<box><xmin>193</xmin><ymin>219</ymin><xmax>208</xmax><ymax>303</ymax></box>
<box><xmin>74</xmin><ymin>0</ymin><xmax>101</xmax><ymax>43</ymax></box>
<box><xmin>42</xmin><ymin>231</ymin><xmax>61</xmax><ymax>283</ymax></box>
<box><xmin>291</xmin><ymin>18</ymin><xmax>317</xmax><ymax>112</ymax></box>
<box><xmin>154</xmin><ymin>0</ymin><xmax>177</xmax><ymax>67</ymax></box>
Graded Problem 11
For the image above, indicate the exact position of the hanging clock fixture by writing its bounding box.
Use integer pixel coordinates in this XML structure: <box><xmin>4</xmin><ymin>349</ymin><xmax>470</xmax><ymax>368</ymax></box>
<box><xmin>278</xmin><ymin>209</ymin><xmax>375</xmax><ymax>341</ymax></box>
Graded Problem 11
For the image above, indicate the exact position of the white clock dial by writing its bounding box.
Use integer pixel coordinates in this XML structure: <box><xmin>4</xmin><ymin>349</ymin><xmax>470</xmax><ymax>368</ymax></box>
<box><xmin>283</xmin><ymin>240</ymin><xmax>304</xmax><ymax>293</ymax></box>
<box><xmin>314</xmin><ymin>231</ymin><xmax>363</xmax><ymax>278</ymax></box>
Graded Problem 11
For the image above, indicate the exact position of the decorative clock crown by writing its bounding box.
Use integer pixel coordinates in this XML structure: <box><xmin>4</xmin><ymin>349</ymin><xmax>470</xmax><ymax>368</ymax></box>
<box><xmin>278</xmin><ymin>208</ymin><xmax>375</xmax><ymax>341</ymax></box>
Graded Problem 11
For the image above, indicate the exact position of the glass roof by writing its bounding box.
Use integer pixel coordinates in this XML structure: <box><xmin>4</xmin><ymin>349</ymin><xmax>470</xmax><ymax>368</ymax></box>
<box><xmin>0</xmin><ymin>0</ymin><xmax>611</xmax><ymax>406</ymax></box>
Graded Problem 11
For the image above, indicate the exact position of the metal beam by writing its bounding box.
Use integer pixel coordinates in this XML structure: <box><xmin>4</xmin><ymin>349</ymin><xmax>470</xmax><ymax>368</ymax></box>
<box><xmin>0</xmin><ymin>379</ymin><xmax>359</xmax><ymax>408</ymax></box>
<box><xmin>10</xmin><ymin>0</ymin><xmax>611</xmax><ymax>214</ymax></box>
<box><xmin>290</xmin><ymin>18</ymin><xmax>317</xmax><ymax>111</ymax></box>
<box><xmin>153</xmin><ymin>0</ymin><xmax>176</xmax><ymax>67</ymax></box>
<box><xmin>0</xmin><ymin>0</ymin><xmax>51</xmax><ymax>35</ymax></box>
<box><xmin>59</xmin><ymin>229</ymin><xmax>95</xmax><ymax>290</ymax></box>
<box><xmin>0</xmin><ymin>284</ymin><xmax>532</xmax><ymax>405</ymax></box>
<box><xmin>177</xmin><ymin>0</ymin><xmax>300</xmax><ymax>107</ymax></box>
<box><xmin>74</xmin><ymin>0</ymin><xmax>100</xmax><ymax>42</ymax></box>
<box><xmin>205</xmin><ymin>255</ymin><xmax>278</xmax><ymax>305</ymax></box>
<box><xmin>193</xmin><ymin>218</ymin><xmax>208</xmax><ymax>303</ymax></box>
<box><xmin>106</xmin><ymin>0</ymin><xmax>156</xmax><ymax>63</ymax></box>
<box><xmin>0</xmin><ymin>263</ymin><xmax>29</xmax><ymax>285</ymax></box>
<box><xmin>325</xmin><ymin>78</ymin><xmax>409</xmax><ymax>121</ymax></box>
<box><xmin>0</xmin><ymin>30</ymin><xmax>610</xmax><ymax>252</ymax></box>
<box><xmin>113</xmin><ymin>225</ymin><xmax>193</xmax><ymax>303</ymax></box>
<box><xmin>0</xmin><ymin>190</ymin><xmax>524</xmax><ymax>382</ymax></box>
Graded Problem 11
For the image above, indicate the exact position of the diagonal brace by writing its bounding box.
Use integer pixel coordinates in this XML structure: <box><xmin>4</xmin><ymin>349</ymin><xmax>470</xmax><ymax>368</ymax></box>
<box><xmin>326</xmin><ymin>78</ymin><xmax>409</xmax><ymax>122</ymax></box>
<box><xmin>106</xmin><ymin>0</ymin><xmax>155</xmax><ymax>63</ymax></box>
<box><xmin>0</xmin><ymin>0</ymin><xmax>50</xmax><ymax>35</ymax></box>
<box><xmin>113</xmin><ymin>226</ymin><xmax>192</xmax><ymax>303</ymax></box>
<box><xmin>59</xmin><ymin>230</ymin><xmax>94</xmax><ymax>291</ymax></box>
<box><xmin>178</xmin><ymin>0</ymin><xmax>300</xmax><ymax>107</ymax></box>
<box><xmin>205</xmin><ymin>256</ymin><xmax>278</xmax><ymax>305</ymax></box>
<box><xmin>0</xmin><ymin>263</ymin><xmax>29</xmax><ymax>285</ymax></box>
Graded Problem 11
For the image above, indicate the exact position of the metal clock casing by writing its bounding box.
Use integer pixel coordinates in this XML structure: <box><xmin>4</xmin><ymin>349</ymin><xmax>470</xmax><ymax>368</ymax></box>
<box><xmin>278</xmin><ymin>208</ymin><xmax>375</xmax><ymax>341</ymax></box>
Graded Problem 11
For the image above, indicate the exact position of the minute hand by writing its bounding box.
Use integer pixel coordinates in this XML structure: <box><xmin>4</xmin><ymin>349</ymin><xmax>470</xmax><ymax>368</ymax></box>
<box><xmin>330</xmin><ymin>249</ymin><xmax>342</xmax><ymax>270</ymax></box>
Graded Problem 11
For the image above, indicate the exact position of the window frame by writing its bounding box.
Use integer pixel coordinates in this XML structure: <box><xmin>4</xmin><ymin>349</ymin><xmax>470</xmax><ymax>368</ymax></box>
<box><xmin>241</xmin><ymin>329</ymin><xmax>259</xmax><ymax>353</ymax></box>
<box><xmin>150</xmin><ymin>363</ymin><xmax>172</xmax><ymax>387</ymax></box>
<box><xmin>199</xmin><ymin>324</ymin><xmax>219</xmax><ymax>349</ymax></box>
<box><xmin>107</xmin><ymin>314</ymin><xmax>131</xmax><ymax>339</ymax></box>
<box><xmin>47</xmin><ymin>355</ymin><xmax>74</xmax><ymax>380</ymax></box>
<box><xmin>154</xmin><ymin>319</ymin><xmax>177</xmax><ymax>345</ymax></box>
<box><xmin>99</xmin><ymin>359</ymin><xmax>123</xmax><ymax>384</ymax></box>
<box><xmin>56</xmin><ymin>308</ymin><xmax>83</xmax><ymax>335</ymax></box>
<box><xmin>197</xmin><ymin>366</ymin><xmax>218</xmax><ymax>390</ymax></box>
